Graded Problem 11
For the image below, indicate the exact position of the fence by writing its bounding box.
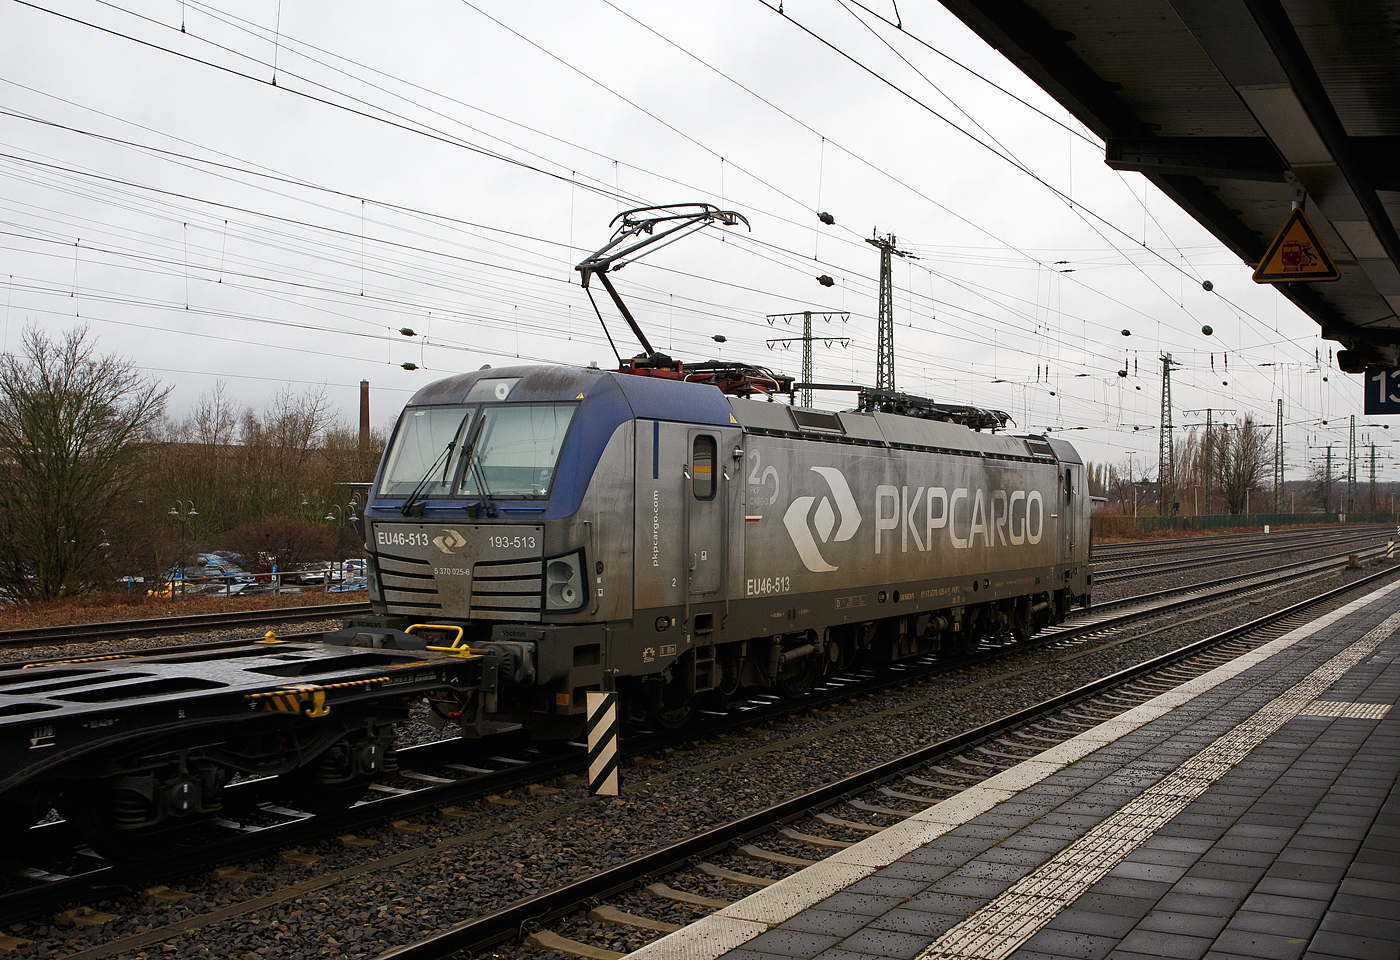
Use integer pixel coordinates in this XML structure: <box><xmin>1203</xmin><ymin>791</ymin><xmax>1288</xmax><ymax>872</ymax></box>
<box><xmin>1091</xmin><ymin>512</ymin><xmax>1399</xmax><ymax>539</ymax></box>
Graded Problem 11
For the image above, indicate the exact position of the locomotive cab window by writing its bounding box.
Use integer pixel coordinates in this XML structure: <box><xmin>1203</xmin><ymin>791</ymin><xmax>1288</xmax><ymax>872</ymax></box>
<box><xmin>460</xmin><ymin>403</ymin><xmax>578</xmax><ymax>498</ymax></box>
<box><xmin>380</xmin><ymin>401</ymin><xmax>577</xmax><ymax>500</ymax></box>
<box><xmin>378</xmin><ymin>406</ymin><xmax>473</xmax><ymax>498</ymax></box>
<box><xmin>692</xmin><ymin>435</ymin><xmax>717</xmax><ymax>500</ymax></box>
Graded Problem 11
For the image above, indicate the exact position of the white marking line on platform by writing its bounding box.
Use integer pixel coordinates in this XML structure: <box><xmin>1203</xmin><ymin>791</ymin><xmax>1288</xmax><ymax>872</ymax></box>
<box><xmin>623</xmin><ymin>576</ymin><xmax>1400</xmax><ymax>960</ymax></box>
<box><xmin>1300</xmin><ymin>700</ymin><xmax>1392</xmax><ymax>720</ymax></box>
<box><xmin>918</xmin><ymin>608</ymin><xmax>1400</xmax><ymax>960</ymax></box>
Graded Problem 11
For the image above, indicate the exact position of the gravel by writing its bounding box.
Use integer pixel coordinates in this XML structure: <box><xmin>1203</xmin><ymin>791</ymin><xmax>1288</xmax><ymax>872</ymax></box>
<box><xmin>3</xmin><ymin>537</ymin><xmax>1394</xmax><ymax>960</ymax></box>
<box><xmin>0</xmin><ymin>619</ymin><xmax>351</xmax><ymax>665</ymax></box>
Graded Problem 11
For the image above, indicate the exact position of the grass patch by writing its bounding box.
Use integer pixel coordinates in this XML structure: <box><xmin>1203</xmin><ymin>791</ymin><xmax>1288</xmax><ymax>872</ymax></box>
<box><xmin>0</xmin><ymin>589</ymin><xmax>367</xmax><ymax>631</ymax></box>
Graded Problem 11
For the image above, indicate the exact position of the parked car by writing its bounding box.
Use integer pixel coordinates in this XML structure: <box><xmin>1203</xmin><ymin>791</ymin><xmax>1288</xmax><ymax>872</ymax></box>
<box><xmin>162</xmin><ymin>563</ymin><xmax>254</xmax><ymax>586</ymax></box>
<box><xmin>287</xmin><ymin>563</ymin><xmax>331</xmax><ymax>585</ymax></box>
<box><xmin>328</xmin><ymin>577</ymin><xmax>367</xmax><ymax>593</ymax></box>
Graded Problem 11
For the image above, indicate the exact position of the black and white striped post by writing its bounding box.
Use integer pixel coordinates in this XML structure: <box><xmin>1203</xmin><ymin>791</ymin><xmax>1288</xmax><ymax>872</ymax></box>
<box><xmin>586</xmin><ymin>691</ymin><xmax>619</xmax><ymax>796</ymax></box>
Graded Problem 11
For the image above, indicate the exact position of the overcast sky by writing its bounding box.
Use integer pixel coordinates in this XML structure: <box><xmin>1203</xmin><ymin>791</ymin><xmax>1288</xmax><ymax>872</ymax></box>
<box><xmin>0</xmin><ymin>0</ymin><xmax>1379</xmax><ymax>485</ymax></box>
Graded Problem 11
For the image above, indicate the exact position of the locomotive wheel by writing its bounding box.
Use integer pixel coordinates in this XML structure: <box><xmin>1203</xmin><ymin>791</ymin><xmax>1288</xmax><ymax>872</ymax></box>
<box><xmin>648</xmin><ymin>680</ymin><xmax>696</xmax><ymax>729</ymax></box>
<box><xmin>776</xmin><ymin>654</ymin><xmax>819</xmax><ymax>699</ymax></box>
<box><xmin>645</xmin><ymin>655</ymin><xmax>700</xmax><ymax>728</ymax></box>
<box><xmin>1011</xmin><ymin>608</ymin><xmax>1033</xmax><ymax>643</ymax></box>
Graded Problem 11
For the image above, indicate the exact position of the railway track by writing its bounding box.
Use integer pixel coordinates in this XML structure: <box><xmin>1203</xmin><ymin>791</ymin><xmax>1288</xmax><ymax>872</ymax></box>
<box><xmin>1092</xmin><ymin>526</ymin><xmax>1388</xmax><ymax>583</ymax></box>
<box><xmin>1090</xmin><ymin>522</ymin><xmax>1394</xmax><ymax>562</ymax></box>
<box><xmin>380</xmin><ymin>561</ymin><xmax>1400</xmax><ymax>960</ymax></box>
<box><xmin>1</xmin><ymin>544</ymin><xmax>1390</xmax><ymax>949</ymax></box>
<box><xmin>0</xmin><ymin>602</ymin><xmax>371</xmax><ymax>648</ymax></box>
<box><xmin>0</xmin><ymin>524</ymin><xmax>1385</xmax><ymax>653</ymax></box>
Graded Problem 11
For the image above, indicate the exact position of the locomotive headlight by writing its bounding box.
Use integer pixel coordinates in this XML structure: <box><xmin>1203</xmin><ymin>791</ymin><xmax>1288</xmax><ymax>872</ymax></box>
<box><xmin>545</xmin><ymin>552</ymin><xmax>585</xmax><ymax>611</ymax></box>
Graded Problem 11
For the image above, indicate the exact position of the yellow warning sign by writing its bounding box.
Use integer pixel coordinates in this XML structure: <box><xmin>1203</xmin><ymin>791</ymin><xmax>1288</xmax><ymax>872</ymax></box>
<box><xmin>1253</xmin><ymin>208</ymin><xmax>1340</xmax><ymax>283</ymax></box>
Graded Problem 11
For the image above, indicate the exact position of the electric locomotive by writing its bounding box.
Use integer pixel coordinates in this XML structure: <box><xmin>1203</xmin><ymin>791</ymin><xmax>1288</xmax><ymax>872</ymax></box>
<box><xmin>0</xmin><ymin>204</ymin><xmax>1091</xmax><ymax>854</ymax></box>
<box><xmin>335</xmin><ymin>203</ymin><xmax>1092</xmax><ymax>734</ymax></box>
<box><xmin>338</xmin><ymin>359</ymin><xmax>1092</xmax><ymax>734</ymax></box>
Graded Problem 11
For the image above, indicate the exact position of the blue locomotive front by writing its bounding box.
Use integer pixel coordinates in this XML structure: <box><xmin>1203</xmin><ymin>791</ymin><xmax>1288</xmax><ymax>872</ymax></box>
<box><xmin>339</xmin><ymin>363</ymin><xmax>738</xmax><ymax>735</ymax></box>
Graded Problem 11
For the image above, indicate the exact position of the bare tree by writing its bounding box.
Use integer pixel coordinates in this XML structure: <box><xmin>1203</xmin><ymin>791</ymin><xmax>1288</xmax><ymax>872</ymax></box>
<box><xmin>0</xmin><ymin>326</ymin><xmax>168</xmax><ymax>600</ymax></box>
<box><xmin>1173</xmin><ymin>429</ymin><xmax>1203</xmax><ymax>515</ymax></box>
<box><xmin>1306</xmin><ymin>456</ymin><xmax>1341</xmax><ymax>512</ymax></box>
<box><xmin>239</xmin><ymin>385</ymin><xmax>334</xmax><ymax>516</ymax></box>
<box><xmin>1086</xmin><ymin>461</ymin><xmax>1108</xmax><ymax>498</ymax></box>
<box><xmin>222</xmin><ymin>517</ymin><xmax>335</xmax><ymax>570</ymax></box>
<box><xmin>1218</xmin><ymin>415</ymin><xmax>1272</xmax><ymax>514</ymax></box>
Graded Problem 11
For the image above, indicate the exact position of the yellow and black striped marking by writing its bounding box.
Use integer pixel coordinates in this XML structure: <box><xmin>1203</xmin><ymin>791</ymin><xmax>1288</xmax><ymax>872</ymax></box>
<box><xmin>245</xmin><ymin>676</ymin><xmax>390</xmax><ymax>716</ymax></box>
<box><xmin>23</xmin><ymin>653</ymin><xmax>136</xmax><ymax>669</ymax></box>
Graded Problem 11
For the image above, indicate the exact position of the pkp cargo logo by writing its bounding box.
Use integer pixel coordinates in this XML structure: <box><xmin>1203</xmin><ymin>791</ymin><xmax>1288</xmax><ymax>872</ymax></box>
<box><xmin>433</xmin><ymin>529</ymin><xmax>466</xmax><ymax>554</ymax></box>
<box><xmin>783</xmin><ymin>467</ymin><xmax>861</xmax><ymax>572</ymax></box>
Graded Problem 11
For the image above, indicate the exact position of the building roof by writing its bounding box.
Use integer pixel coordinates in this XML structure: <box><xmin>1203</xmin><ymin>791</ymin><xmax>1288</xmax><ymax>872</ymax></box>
<box><xmin>939</xmin><ymin>0</ymin><xmax>1400</xmax><ymax>371</ymax></box>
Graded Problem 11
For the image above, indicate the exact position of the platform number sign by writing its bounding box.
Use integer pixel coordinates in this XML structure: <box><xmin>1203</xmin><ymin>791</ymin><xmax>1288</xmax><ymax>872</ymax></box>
<box><xmin>1365</xmin><ymin>368</ymin><xmax>1400</xmax><ymax>415</ymax></box>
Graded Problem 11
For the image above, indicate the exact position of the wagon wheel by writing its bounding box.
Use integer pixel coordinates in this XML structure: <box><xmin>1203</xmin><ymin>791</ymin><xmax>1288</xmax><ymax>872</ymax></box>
<box><xmin>279</xmin><ymin>767</ymin><xmax>373</xmax><ymax>815</ymax></box>
<box><xmin>0</xmin><ymin>790</ymin><xmax>46</xmax><ymax>853</ymax></box>
<box><xmin>277</xmin><ymin>741</ymin><xmax>373</xmax><ymax>814</ymax></box>
<box><xmin>57</xmin><ymin>781</ymin><xmax>198</xmax><ymax>862</ymax></box>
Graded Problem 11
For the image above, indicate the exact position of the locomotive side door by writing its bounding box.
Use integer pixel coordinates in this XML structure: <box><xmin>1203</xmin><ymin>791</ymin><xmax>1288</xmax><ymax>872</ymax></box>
<box><xmin>633</xmin><ymin>419</ymin><xmax>687</xmax><ymax>613</ymax></box>
<box><xmin>686</xmin><ymin>429</ymin><xmax>724</xmax><ymax>600</ymax></box>
<box><xmin>1064</xmin><ymin>466</ymin><xmax>1075</xmax><ymax>556</ymax></box>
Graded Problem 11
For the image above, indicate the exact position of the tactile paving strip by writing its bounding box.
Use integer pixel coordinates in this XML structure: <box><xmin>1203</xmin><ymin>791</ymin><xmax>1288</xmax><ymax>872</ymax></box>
<box><xmin>917</xmin><ymin>608</ymin><xmax>1400</xmax><ymax>960</ymax></box>
<box><xmin>628</xmin><ymin>578</ymin><xmax>1400</xmax><ymax>960</ymax></box>
<box><xmin>1300</xmin><ymin>699</ymin><xmax>1392</xmax><ymax>720</ymax></box>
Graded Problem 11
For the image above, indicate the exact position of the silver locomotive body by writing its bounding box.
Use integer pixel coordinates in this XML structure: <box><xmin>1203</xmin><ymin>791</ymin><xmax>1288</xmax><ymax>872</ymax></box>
<box><xmin>352</xmin><ymin>364</ymin><xmax>1092</xmax><ymax>735</ymax></box>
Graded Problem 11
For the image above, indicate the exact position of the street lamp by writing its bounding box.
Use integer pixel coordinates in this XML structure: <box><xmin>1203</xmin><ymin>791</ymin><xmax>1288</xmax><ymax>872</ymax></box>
<box><xmin>325</xmin><ymin>500</ymin><xmax>361</xmax><ymax>582</ymax></box>
<box><xmin>169</xmin><ymin>500</ymin><xmax>198</xmax><ymax>539</ymax></box>
<box><xmin>169</xmin><ymin>501</ymin><xmax>197</xmax><ymax>597</ymax></box>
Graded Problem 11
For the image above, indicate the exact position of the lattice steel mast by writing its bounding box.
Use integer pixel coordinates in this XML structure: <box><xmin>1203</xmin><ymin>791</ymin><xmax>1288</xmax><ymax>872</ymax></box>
<box><xmin>1348</xmin><ymin>415</ymin><xmax>1358</xmax><ymax>513</ymax></box>
<box><xmin>1326</xmin><ymin>445</ymin><xmax>1334</xmax><ymax>512</ymax></box>
<box><xmin>1274</xmin><ymin>398</ymin><xmax>1284</xmax><ymax>513</ymax></box>
<box><xmin>1370</xmin><ymin>441</ymin><xmax>1377</xmax><ymax>512</ymax></box>
<box><xmin>866</xmin><ymin>233</ymin><xmax>913</xmax><ymax>391</ymax></box>
<box><xmin>801</xmin><ymin>311</ymin><xmax>812</xmax><ymax>406</ymax></box>
<box><xmin>1159</xmin><ymin>353</ymin><xmax>1178</xmax><ymax>514</ymax></box>
<box><xmin>766</xmin><ymin>311</ymin><xmax>849</xmax><ymax>408</ymax></box>
<box><xmin>1204</xmin><ymin>408</ymin><xmax>1213</xmax><ymax>515</ymax></box>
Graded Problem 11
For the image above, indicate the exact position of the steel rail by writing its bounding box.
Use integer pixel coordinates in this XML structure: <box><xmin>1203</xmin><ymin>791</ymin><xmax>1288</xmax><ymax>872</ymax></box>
<box><xmin>376</xmin><ymin>563</ymin><xmax>1400</xmax><ymax>960</ymax></box>
<box><xmin>1093</xmin><ymin>528</ymin><xmax>1386</xmax><ymax>583</ymax></box>
<box><xmin>1</xmin><ymin>527</ymin><xmax>1382</xmax><ymax>649</ymax></box>
<box><xmin>1090</xmin><ymin>522</ymin><xmax>1393</xmax><ymax>559</ymax></box>
<box><xmin>0</xmin><ymin>602</ymin><xmax>370</xmax><ymax>648</ymax></box>
<box><xmin>0</xmin><ymin>547</ymin><xmax>1382</xmax><ymax>924</ymax></box>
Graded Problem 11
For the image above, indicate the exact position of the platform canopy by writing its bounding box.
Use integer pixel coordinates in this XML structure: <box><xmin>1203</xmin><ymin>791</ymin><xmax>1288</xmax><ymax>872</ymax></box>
<box><xmin>938</xmin><ymin>0</ymin><xmax>1400</xmax><ymax>372</ymax></box>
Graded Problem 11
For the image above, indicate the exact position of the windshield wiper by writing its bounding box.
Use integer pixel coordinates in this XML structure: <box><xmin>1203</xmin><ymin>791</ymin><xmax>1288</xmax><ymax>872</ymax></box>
<box><xmin>463</xmin><ymin>421</ymin><xmax>498</xmax><ymax>519</ymax></box>
<box><xmin>399</xmin><ymin>440</ymin><xmax>455</xmax><ymax>517</ymax></box>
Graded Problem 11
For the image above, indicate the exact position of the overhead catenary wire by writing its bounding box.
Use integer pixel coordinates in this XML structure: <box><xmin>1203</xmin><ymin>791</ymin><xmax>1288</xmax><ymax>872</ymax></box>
<box><xmin>0</xmin><ymin>0</ymin><xmax>1358</xmax><ymax>465</ymax></box>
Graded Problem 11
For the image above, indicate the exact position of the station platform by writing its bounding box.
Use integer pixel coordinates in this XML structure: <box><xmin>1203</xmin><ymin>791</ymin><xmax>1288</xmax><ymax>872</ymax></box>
<box><xmin>633</xmin><ymin>577</ymin><xmax>1400</xmax><ymax>960</ymax></box>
